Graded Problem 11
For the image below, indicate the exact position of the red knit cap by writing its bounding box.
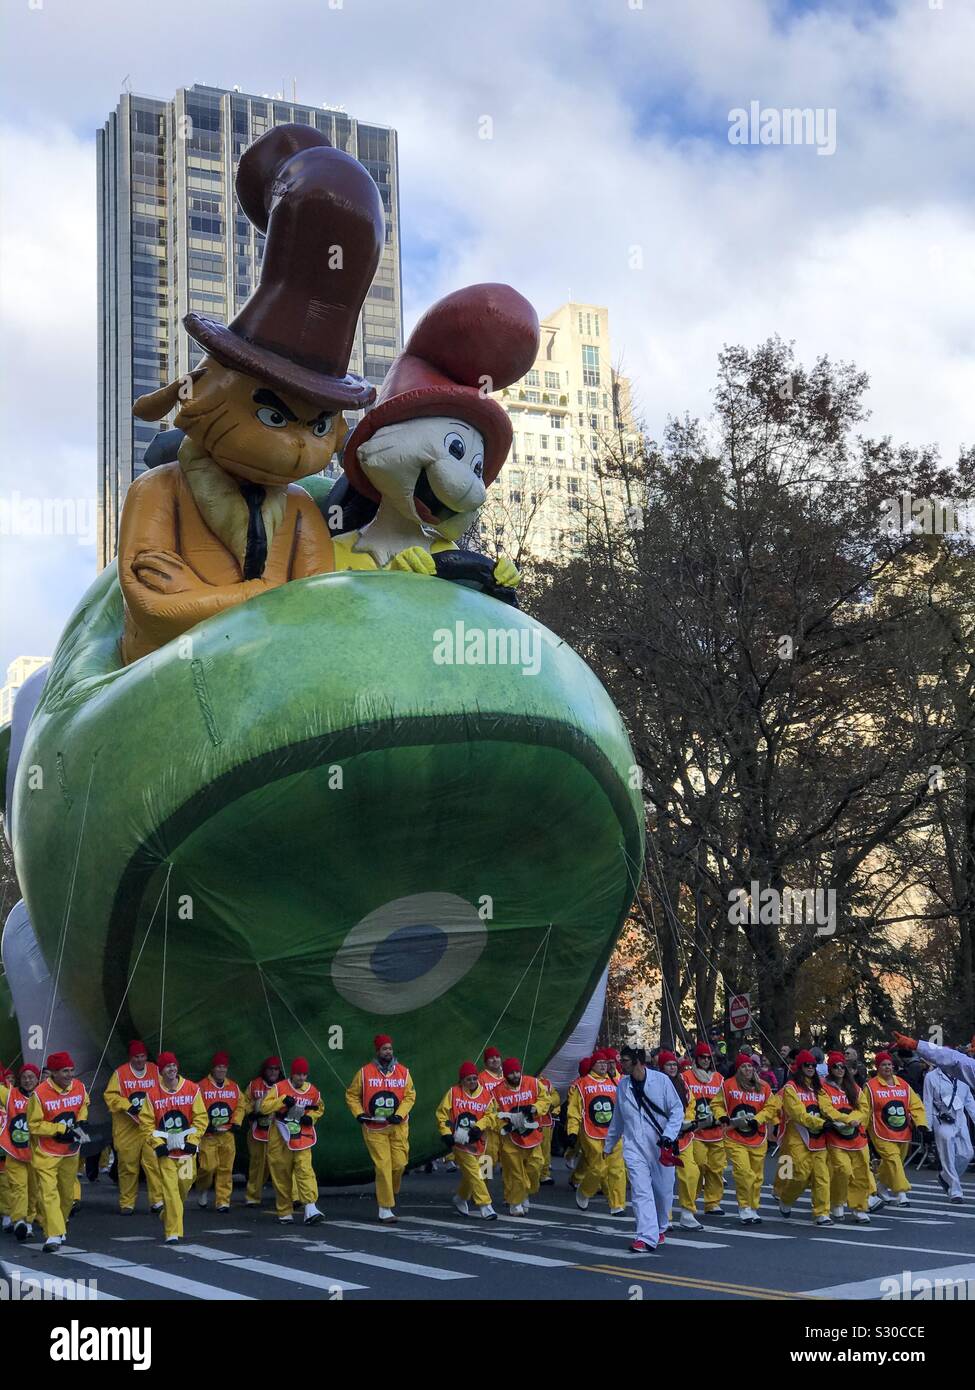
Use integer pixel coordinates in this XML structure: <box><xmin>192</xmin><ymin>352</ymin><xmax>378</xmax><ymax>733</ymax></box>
<box><xmin>157</xmin><ymin>1052</ymin><xmax>178</xmax><ymax>1069</ymax></box>
<box><xmin>792</xmin><ymin>1049</ymin><xmax>816</xmax><ymax>1068</ymax></box>
<box><xmin>502</xmin><ymin>1057</ymin><xmax>522</xmax><ymax>1074</ymax></box>
<box><xmin>875</xmin><ymin>1050</ymin><xmax>893</xmax><ymax>1065</ymax></box>
<box><xmin>46</xmin><ymin>1051</ymin><xmax>74</xmax><ymax>1070</ymax></box>
<box><xmin>458</xmin><ymin>1061</ymin><xmax>478</xmax><ymax>1080</ymax></box>
<box><xmin>19</xmin><ymin>1063</ymin><xmax>40</xmax><ymax>1079</ymax></box>
<box><xmin>578</xmin><ymin>1056</ymin><xmax>592</xmax><ymax>1076</ymax></box>
<box><xmin>693</xmin><ymin>1043</ymin><xmax>712</xmax><ymax>1059</ymax></box>
<box><xmin>374</xmin><ymin>1035</ymin><xmax>393</xmax><ymax>1051</ymax></box>
<box><xmin>128</xmin><ymin>1040</ymin><xmax>148</xmax><ymax>1058</ymax></box>
<box><xmin>262</xmin><ymin>1056</ymin><xmax>282</xmax><ymax>1071</ymax></box>
<box><xmin>735</xmin><ymin>1052</ymin><xmax>755</xmax><ymax>1069</ymax></box>
<box><xmin>827</xmin><ymin>1051</ymin><xmax>846</xmax><ymax>1067</ymax></box>
<box><xmin>657</xmin><ymin>1049</ymin><xmax>677</xmax><ymax>1066</ymax></box>
<box><xmin>211</xmin><ymin>1051</ymin><xmax>230</xmax><ymax>1068</ymax></box>
<box><xmin>291</xmin><ymin>1057</ymin><xmax>309</xmax><ymax>1074</ymax></box>
<box><xmin>484</xmin><ymin>1046</ymin><xmax>501</xmax><ymax>1061</ymax></box>
<box><xmin>591</xmin><ymin>1048</ymin><xmax>610</xmax><ymax>1062</ymax></box>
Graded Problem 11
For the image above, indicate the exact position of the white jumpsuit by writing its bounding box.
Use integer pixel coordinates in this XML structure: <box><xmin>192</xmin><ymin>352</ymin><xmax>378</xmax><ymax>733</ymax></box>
<box><xmin>604</xmin><ymin>1070</ymin><xmax>684</xmax><ymax>1247</ymax></box>
<box><xmin>922</xmin><ymin>1067</ymin><xmax>975</xmax><ymax>1199</ymax></box>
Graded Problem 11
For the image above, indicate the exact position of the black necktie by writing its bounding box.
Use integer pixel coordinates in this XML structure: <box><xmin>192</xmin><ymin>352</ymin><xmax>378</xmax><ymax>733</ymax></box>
<box><xmin>239</xmin><ymin>482</ymin><xmax>268</xmax><ymax>578</ymax></box>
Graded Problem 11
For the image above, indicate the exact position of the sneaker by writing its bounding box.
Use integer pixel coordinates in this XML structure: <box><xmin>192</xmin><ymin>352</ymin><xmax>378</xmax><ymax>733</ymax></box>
<box><xmin>508</xmin><ymin>1203</ymin><xmax>526</xmax><ymax>1217</ymax></box>
<box><xmin>150</xmin><ymin>1202</ymin><xmax>164</xmax><ymax>1214</ymax></box>
<box><xmin>867</xmin><ymin>1193</ymin><xmax>885</xmax><ymax>1212</ymax></box>
<box><xmin>277</xmin><ymin>1215</ymin><xmax>294</xmax><ymax>1224</ymax></box>
<box><xmin>704</xmin><ymin>1206</ymin><xmax>724</xmax><ymax>1216</ymax></box>
<box><xmin>895</xmin><ymin>1193</ymin><xmax>910</xmax><ymax>1207</ymax></box>
<box><xmin>303</xmin><ymin>1204</ymin><xmax>325</xmax><ymax>1226</ymax></box>
<box><xmin>245</xmin><ymin>1199</ymin><xmax>260</xmax><ymax>1208</ymax></box>
<box><xmin>378</xmin><ymin>1208</ymin><xmax>397</xmax><ymax>1223</ymax></box>
<box><xmin>609</xmin><ymin>1207</ymin><xmax>626</xmax><ymax>1216</ymax></box>
<box><xmin>679</xmin><ymin>1211</ymin><xmax>704</xmax><ymax>1230</ymax></box>
<box><xmin>778</xmin><ymin>1203</ymin><xmax>792</xmax><ymax>1217</ymax></box>
<box><xmin>739</xmin><ymin>1208</ymin><xmax>760</xmax><ymax>1225</ymax></box>
<box><xmin>831</xmin><ymin>1205</ymin><xmax>845</xmax><ymax>1220</ymax></box>
<box><xmin>523</xmin><ymin>1198</ymin><xmax>531</xmax><ymax>1212</ymax></box>
<box><xmin>540</xmin><ymin>1177</ymin><xmax>555</xmax><ymax>1186</ymax></box>
<box><xmin>42</xmin><ymin>1236</ymin><xmax>63</xmax><ymax>1252</ymax></box>
<box><xmin>478</xmin><ymin>1205</ymin><xmax>498</xmax><ymax>1221</ymax></box>
<box><xmin>629</xmin><ymin>1239</ymin><xmax>648</xmax><ymax>1253</ymax></box>
<box><xmin>658</xmin><ymin>1232</ymin><xmax>666</xmax><ymax>1244</ymax></box>
<box><xmin>164</xmin><ymin>1235</ymin><xmax>180</xmax><ymax>1244</ymax></box>
<box><xmin>216</xmin><ymin>1204</ymin><xmax>230</xmax><ymax>1213</ymax></box>
<box><xmin>120</xmin><ymin>1207</ymin><xmax>134</xmax><ymax>1216</ymax></box>
<box><xmin>877</xmin><ymin>1184</ymin><xmax>895</xmax><ymax>1202</ymax></box>
<box><xmin>452</xmin><ymin>1195</ymin><xmax>470</xmax><ymax>1217</ymax></box>
<box><xmin>951</xmin><ymin>1196</ymin><xmax>964</xmax><ymax>1204</ymax></box>
<box><xmin>14</xmin><ymin>1221</ymin><xmax>31</xmax><ymax>1242</ymax></box>
<box><xmin>575</xmin><ymin>1191</ymin><xmax>590</xmax><ymax>1210</ymax></box>
<box><xmin>815</xmin><ymin>1214</ymin><xmax>834</xmax><ymax>1226</ymax></box>
<box><xmin>853</xmin><ymin>1211</ymin><xmax>870</xmax><ymax>1224</ymax></box>
<box><xmin>197</xmin><ymin>1193</ymin><xmax>209</xmax><ymax>1209</ymax></box>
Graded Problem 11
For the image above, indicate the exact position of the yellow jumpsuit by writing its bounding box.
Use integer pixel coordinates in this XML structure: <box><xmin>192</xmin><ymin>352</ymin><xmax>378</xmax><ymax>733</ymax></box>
<box><xmin>138</xmin><ymin>1082</ymin><xmax>208</xmax><ymax>1239</ymax></box>
<box><xmin>566</xmin><ymin>1083</ymin><xmax>626</xmax><ymax>1209</ymax></box>
<box><xmin>242</xmin><ymin>1080</ymin><xmax>273</xmax><ymax>1204</ymax></box>
<box><xmin>866</xmin><ymin>1078</ymin><xmax>927</xmax><ymax>1196</ymax></box>
<box><xmin>478</xmin><ymin>1071</ymin><xmax>504</xmax><ymax>1176</ymax></box>
<box><xmin>260</xmin><ymin>1084</ymin><xmax>325</xmax><ymax>1219</ymax></box>
<box><xmin>345</xmin><ymin>1068</ymin><xmax>416</xmax><ymax>1210</ymax></box>
<box><xmin>723</xmin><ymin>1089</ymin><xmax>781</xmax><ymax>1212</ymax></box>
<box><xmin>103</xmin><ymin>1066</ymin><xmax>163</xmax><ymax>1212</ymax></box>
<box><xmin>0</xmin><ymin>1084</ymin><xmax>38</xmax><ymax>1225</ymax></box>
<box><xmin>27</xmin><ymin>1083</ymin><xmax>90</xmax><ymax>1239</ymax></box>
<box><xmin>494</xmin><ymin>1083</ymin><xmax>552</xmax><ymax>1208</ymax></box>
<box><xmin>195</xmin><ymin>1077</ymin><xmax>246</xmax><ymax>1208</ymax></box>
<box><xmin>678</xmin><ymin>1073</ymin><xmax>728</xmax><ymax>1212</ymax></box>
<box><xmin>435</xmin><ymin>1087</ymin><xmax>497</xmax><ymax>1209</ymax></box>
<box><xmin>773</xmin><ymin>1082</ymin><xmax>843</xmax><ymax>1218</ymax></box>
<box><xmin>538</xmin><ymin>1076</ymin><xmax>560</xmax><ymax>1181</ymax></box>
<box><xmin>822</xmin><ymin>1084</ymin><xmax>874</xmax><ymax>1213</ymax></box>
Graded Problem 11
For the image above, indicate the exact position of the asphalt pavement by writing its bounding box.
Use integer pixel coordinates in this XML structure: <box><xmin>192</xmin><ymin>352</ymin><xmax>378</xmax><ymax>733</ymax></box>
<box><xmin>4</xmin><ymin>1158</ymin><xmax>975</xmax><ymax>1301</ymax></box>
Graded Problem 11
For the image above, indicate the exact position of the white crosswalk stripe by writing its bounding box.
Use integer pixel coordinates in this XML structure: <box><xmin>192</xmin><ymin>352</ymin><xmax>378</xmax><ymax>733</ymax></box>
<box><xmin>49</xmin><ymin>1249</ymin><xmax>254</xmax><ymax>1300</ymax></box>
<box><xmin>175</xmin><ymin>1243</ymin><xmax>366</xmax><ymax>1292</ymax></box>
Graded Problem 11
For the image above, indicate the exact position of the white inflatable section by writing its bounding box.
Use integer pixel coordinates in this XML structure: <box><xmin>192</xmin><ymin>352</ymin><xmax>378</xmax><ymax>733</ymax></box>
<box><xmin>2</xmin><ymin>898</ymin><xmax>107</xmax><ymax>1127</ymax></box>
<box><xmin>541</xmin><ymin>967</ymin><xmax>608</xmax><ymax>1096</ymax></box>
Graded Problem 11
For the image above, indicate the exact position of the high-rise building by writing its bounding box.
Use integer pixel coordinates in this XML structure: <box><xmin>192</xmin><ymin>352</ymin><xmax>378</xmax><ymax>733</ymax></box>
<box><xmin>97</xmin><ymin>84</ymin><xmax>403</xmax><ymax>569</ymax></box>
<box><xmin>482</xmin><ymin>303</ymin><xmax>639</xmax><ymax>562</ymax></box>
<box><xmin>0</xmin><ymin>657</ymin><xmax>49</xmax><ymax>724</ymax></box>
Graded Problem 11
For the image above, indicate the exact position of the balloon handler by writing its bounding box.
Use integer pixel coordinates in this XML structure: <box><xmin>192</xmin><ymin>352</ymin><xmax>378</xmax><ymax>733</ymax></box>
<box><xmin>862</xmin><ymin>1050</ymin><xmax>929</xmax><ymax>1206</ymax></box>
<box><xmin>346</xmin><ymin>1035</ymin><xmax>416</xmax><ymax>1222</ymax></box>
<box><xmin>260</xmin><ymin>1057</ymin><xmax>325</xmax><ymax>1225</ymax></box>
<box><xmin>0</xmin><ymin>1062</ymin><xmax>40</xmax><ymax>1241</ymax></box>
<box><xmin>139</xmin><ymin>1052</ymin><xmax>207</xmax><ymax>1243</ymax></box>
<box><xmin>565</xmin><ymin>1049</ymin><xmax>626</xmax><ymax>1215</ymax></box>
<box><xmin>242</xmin><ymin>1055</ymin><xmax>283</xmax><ymax>1207</ymax></box>
<box><xmin>27</xmin><ymin>1051</ymin><xmax>91</xmax><ymax>1252</ymax></box>
<box><xmin>195</xmin><ymin>1050</ymin><xmax>245</xmax><ymax>1212</ymax></box>
<box><xmin>435</xmin><ymin>1061</ymin><xmax>499</xmax><ymax>1220</ymax></box>
<box><xmin>491</xmin><ymin>1058</ymin><xmax>552</xmax><ymax>1216</ymax></box>
<box><xmin>102</xmin><ymin>1039</ymin><xmax>163</xmax><ymax>1215</ymax></box>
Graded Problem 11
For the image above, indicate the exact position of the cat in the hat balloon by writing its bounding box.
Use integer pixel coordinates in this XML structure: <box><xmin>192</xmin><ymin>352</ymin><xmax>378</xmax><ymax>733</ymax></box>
<box><xmin>333</xmin><ymin>284</ymin><xmax>539</xmax><ymax>602</ymax></box>
<box><xmin>118</xmin><ymin>125</ymin><xmax>386</xmax><ymax>665</ymax></box>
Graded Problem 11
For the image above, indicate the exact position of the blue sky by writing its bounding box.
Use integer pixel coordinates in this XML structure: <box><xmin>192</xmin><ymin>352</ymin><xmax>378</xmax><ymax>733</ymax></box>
<box><xmin>1</xmin><ymin>0</ymin><xmax>973</xmax><ymax>674</ymax></box>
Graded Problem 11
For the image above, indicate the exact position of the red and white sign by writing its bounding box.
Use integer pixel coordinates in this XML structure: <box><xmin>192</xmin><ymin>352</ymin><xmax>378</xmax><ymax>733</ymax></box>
<box><xmin>729</xmin><ymin>994</ymin><xmax>751</xmax><ymax>1031</ymax></box>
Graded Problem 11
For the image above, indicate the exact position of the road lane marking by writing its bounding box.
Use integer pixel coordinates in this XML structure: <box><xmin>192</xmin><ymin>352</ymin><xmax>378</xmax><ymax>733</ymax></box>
<box><xmin>53</xmin><ymin>1249</ymin><xmax>254</xmax><ymax>1300</ymax></box>
<box><xmin>293</xmin><ymin>1244</ymin><xmax>476</xmax><ymax>1280</ymax></box>
<box><xmin>445</xmin><ymin>1244</ymin><xmax>571</xmax><ymax>1267</ymax></box>
<box><xmin>812</xmin><ymin>1236</ymin><xmax>975</xmax><ymax>1258</ymax></box>
<box><xmin>0</xmin><ymin>1258</ymin><xmax>121</xmax><ymax>1299</ymax></box>
<box><xmin>175</xmin><ymin>1242</ymin><xmax>365</xmax><ymax>1292</ymax></box>
<box><xmin>805</xmin><ymin>1261</ymin><xmax>975</xmax><ymax>1300</ymax></box>
<box><xmin>582</xmin><ymin>1264</ymin><xmax>816</xmax><ymax>1299</ymax></box>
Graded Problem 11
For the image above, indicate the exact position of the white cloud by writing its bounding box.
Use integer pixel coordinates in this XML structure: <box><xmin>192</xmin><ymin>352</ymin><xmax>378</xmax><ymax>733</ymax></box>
<box><xmin>0</xmin><ymin>0</ymin><xmax>972</xmax><ymax>673</ymax></box>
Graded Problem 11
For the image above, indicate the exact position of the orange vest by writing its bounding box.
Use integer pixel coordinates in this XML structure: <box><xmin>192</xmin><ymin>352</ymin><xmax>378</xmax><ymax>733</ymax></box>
<box><xmin>576</xmin><ymin>1076</ymin><xmax>618</xmax><ymax>1139</ymax></box>
<box><xmin>821</xmin><ymin>1080</ymin><xmax>867</xmax><ymax>1150</ymax></box>
<box><xmin>866</xmin><ymin>1075</ymin><xmax>914</xmax><ymax>1143</ymax></box>
<box><xmin>360</xmin><ymin>1062</ymin><xmax>411</xmax><ymax>1128</ymax></box>
<box><xmin>247</xmin><ymin>1076</ymin><xmax>274</xmax><ymax>1142</ymax></box>
<box><xmin>199</xmin><ymin>1076</ymin><xmax>241</xmax><ymax>1134</ymax></box>
<box><xmin>113</xmin><ymin>1062</ymin><xmax>157</xmax><ymax>1124</ymax></box>
<box><xmin>0</xmin><ymin>1087</ymin><xmax>33</xmax><ymax>1162</ymax></box>
<box><xmin>34</xmin><ymin>1078</ymin><xmax>88</xmax><ymax>1157</ymax></box>
<box><xmin>146</xmin><ymin>1078</ymin><xmax>200</xmax><ymax>1157</ymax></box>
<box><xmin>721</xmin><ymin>1076</ymin><xmax>772</xmax><ymax>1148</ymax></box>
<box><xmin>447</xmin><ymin>1085</ymin><xmax>493</xmax><ymax>1155</ymax></box>
<box><xmin>681</xmin><ymin>1069</ymin><xmax>724</xmax><ymax>1141</ymax></box>
<box><xmin>784</xmin><ymin>1079</ymin><xmax>827</xmax><ymax>1150</ymax></box>
<box><xmin>493</xmin><ymin>1076</ymin><xmax>543</xmax><ymax>1149</ymax></box>
<box><xmin>273</xmin><ymin>1080</ymin><xmax>321</xmax><ymax>1150</ymax></box>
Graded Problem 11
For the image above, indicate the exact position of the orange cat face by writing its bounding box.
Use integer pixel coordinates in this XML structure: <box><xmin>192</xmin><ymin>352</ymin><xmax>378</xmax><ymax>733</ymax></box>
<box><xmin>133</xmin><ymin>361</ymin><xmax>347</xmax><ymax>486</ymax></box>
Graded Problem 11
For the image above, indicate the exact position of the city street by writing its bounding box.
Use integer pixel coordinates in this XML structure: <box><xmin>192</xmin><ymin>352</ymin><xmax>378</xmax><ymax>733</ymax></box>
<box><xmin>5</xmin><ymin>1161</ymin><xmax>974</xmax><ymax>1302</ymax></box>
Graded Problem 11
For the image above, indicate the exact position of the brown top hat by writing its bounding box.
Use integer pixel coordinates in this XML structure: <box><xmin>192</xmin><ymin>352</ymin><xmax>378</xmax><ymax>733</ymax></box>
<box><xmin>343</xmin><ymin>283</ymin><xmax>540</xmax><ymax>502</ymax></box>
<box><xmin>184</xmin><ymin>124</ymin><xmax>385</xmax><ymax>411</ymax></box>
